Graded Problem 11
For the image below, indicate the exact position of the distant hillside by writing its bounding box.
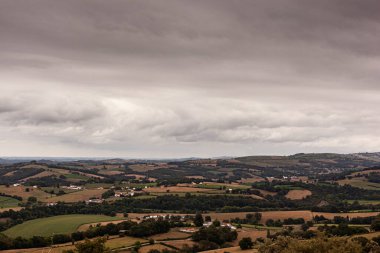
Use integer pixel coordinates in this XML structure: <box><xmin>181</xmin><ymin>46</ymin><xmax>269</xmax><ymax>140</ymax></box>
<box><xmin>236</xmin><ymin>152</ymin><xmax>380</xmax><ymax>171</ymax></box>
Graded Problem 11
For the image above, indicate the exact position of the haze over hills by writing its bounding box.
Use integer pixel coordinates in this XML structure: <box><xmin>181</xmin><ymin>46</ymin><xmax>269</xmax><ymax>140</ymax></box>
<box><xmin>2</xmin><ymin>152</ymin><xmax>380</xmax><ymax>168</ymax></box>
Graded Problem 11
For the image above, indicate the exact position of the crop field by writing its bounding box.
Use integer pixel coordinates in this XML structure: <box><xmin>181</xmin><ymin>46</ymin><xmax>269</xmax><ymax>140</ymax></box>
<box><xmin>139</xmin><ymin>244</ymin><xmax>172</xmax><ymax>253</ymax></box>
<box><xmin>149</xmin><ymin>229</ymin><xmax>191</xmax><ymax>241</ymax></box>
<box><xmin>338</xmin><ymin>178</ymin><xmax>380</xmax><ymax>191</ymax></box>
<box><xmin>42</xmin><ymin>188</ymin><xmax>106</xmax><ymax>202</ymax></box>
<box><xmin>0</xmin><ymin>196</ymin><xmax>20</xmax><ymax>208</ymax></box>
<box><xmin>0</xmin><ymin>207</ymin><xmax>22</xmax><ymax>213</ymax></box>
<box><xmin>236</xmin><ymin>228</ymin><xmax>269</xmax><ymax>244</ymax></box>
<box><xmin>0</xmin><ymin>185</ymin><xmax>51</xmax><ymax>201</ymax></box>
<box><xmin>285</xmin><ymin>189</ymin><xmax>312</xmax><ymax>200</ymax></box>
<box><xmin>3</xmin><ymin>214</ymin><xmax>121</xmax><ymax>238</ymax></box>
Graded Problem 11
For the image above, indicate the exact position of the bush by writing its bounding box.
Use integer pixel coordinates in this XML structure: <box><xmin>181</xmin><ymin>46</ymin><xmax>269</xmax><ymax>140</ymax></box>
<box><xmin>239</xmin><ymin>237</ymin><xmax>253</xmax><ymax>250</ymax></box>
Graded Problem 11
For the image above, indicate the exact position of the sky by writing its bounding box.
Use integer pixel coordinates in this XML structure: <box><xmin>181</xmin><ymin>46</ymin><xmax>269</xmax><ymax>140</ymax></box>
<box><xmin>1</xmin><ymin>0</ymin><xmax>380</xmax><ymax>158</ymax></box>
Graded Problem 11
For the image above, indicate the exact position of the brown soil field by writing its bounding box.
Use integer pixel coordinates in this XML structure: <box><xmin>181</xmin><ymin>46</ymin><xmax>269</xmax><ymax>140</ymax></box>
<box><xmin>42</xmin><ymin>188</ymin><xmax>107</xmax><ymax>203</ymax></box>
<box><xmin>138</xmin><ymin>244</ymin><xmax>171</xmax><ymax>253</ymax></box>
<box><xmin>149</xmin><ymin>229</ymin><xmax>190</xmax><ymax>240</ymax></box>
<box><xmin>0</xmin><ymin>185</ymin><xmax>51</xmax><ymax>201</ymax></box>
<box><xmin>239</xmin><ymin>176</ymin><xmax>266</xmax><ymax>183</ymax></box>
<box><xmin>143</xmin><ymin>186</ymin><xmax>214</xmax><ymax>193</ymax></box>
<box><xmin>0</xmin><ymin>207</ymin><xmax>22</xmax><ymax>213</ymax></box>
<box><xmin>126</xmin><ymin>173</ymin><xmax>148</xmax><ymax>179</ymax></box>
<box><xmin>285</xmin><ymin>189</ymin><xmax>312</xmax><ymax>200</ymax></box>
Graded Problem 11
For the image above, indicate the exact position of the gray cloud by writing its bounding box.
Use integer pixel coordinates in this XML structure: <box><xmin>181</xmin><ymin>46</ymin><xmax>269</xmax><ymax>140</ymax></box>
<box><xmin>0</xmin><ymin>0</ymin><xmax>380</xmax><ymax>157</ymax></box>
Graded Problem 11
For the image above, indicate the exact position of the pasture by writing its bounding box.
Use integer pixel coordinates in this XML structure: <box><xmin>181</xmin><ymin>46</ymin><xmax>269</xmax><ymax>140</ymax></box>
<box><xmin>0</xmin><ymin>196</ymin><xmax>20</xmax><ymax>208</ymax></box>
<box><xmin>338</xmin><ymin>177</ymin><xmax>380</xmax><ymax>191</ymax></box>
<box><xmin>3</xmin><ymin>214</ymin><xmax>122</xmax><ymax>238</ymax></box>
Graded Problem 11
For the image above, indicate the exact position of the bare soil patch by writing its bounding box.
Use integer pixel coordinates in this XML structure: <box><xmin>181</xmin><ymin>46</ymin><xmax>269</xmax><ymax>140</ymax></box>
<box><xmin>285</xmin><ymin>189</ymin><xmax>312</xmax><ymax>200</ymax></box>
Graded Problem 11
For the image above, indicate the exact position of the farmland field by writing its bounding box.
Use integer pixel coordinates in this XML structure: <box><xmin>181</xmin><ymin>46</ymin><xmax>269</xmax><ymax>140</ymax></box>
<box><xmin>42</xmin><ymin>188</ymin><xmax>107</xmax><ymax>202</ymax></box>
<box><xmin>0</xmin><ymin>185</ymin><xmax>51</xmax><ymax>201</ymax></box>
<box><xmin>338</xmin><ymin>177</ymin><xmax>380</xmax><ymax>191</ymax></box>
<box><xmin>3</xmin><ymin>214</ymin><xmax>122</xmax><ymax>238</ymax></box>
<box><xmin>285</xmin><ymin>189</ymin><xmax>312</xmax><ymax>200</ymax></box>
<box><xmin>0</xmin><ymin>196</ymin><xmax>20</xmax><ymax>208</ymax></box>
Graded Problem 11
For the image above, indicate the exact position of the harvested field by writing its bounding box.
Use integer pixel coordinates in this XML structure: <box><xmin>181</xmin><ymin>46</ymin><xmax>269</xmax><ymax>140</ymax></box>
<box><xmin>0</xmin><ymin>207</ymin><xmax>22</xmax><ymax>213</ymax></box>
<box><xmin>42</xmin><ymin>188</ymin><xmax>106</xmax><ymax>202</ymax></box>
<box><xmin>236</xmin><ymin>228</ymin><xmax>269</xmax><ymax>243</ymax></box>
<box><xmin>149</xmin><ymin>229</ymin><xmax>190</xmax><ymax>241</ymax></box>
<box><xmin>285</xmin><ymin>189</ymin><xmax>312</xmax><ymax>200</ymax></box>
<box><xmin>98</xmin><ymin>170</ymin><xmax>124</xmax><ymax>176</ymax></box>
<box><xmin>0</xmin><ymin>185</ymin><xmax>51</xmax><ymax>201</ymax></box>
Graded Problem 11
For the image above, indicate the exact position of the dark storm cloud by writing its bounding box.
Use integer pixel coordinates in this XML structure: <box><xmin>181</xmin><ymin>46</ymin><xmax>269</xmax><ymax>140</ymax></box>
<box><xmin>0</xmin><ymin>0</ymin><xmax>380</xmax><ymax>157</ymax></box>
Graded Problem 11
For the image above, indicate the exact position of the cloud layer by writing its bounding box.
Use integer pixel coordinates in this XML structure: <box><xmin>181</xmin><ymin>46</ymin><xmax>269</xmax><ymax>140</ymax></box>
<box><xmin>1</xmin><ymin>0</ymin><xmax>380</xmax><ymax>157</ymax></box>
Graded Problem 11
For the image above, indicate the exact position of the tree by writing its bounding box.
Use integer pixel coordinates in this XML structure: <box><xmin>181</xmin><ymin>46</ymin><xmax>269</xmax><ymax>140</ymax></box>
<box><xmin>63</xmin><ymin>238</ymin><xmax>110</xmax><ymax>253</ymax></box>
<box><xmin>239</xmin><ymin>237</ymin><xmax>253</xmax><ymax>250</ymax></box>
<box><xmin>371</xmin><ymin>218</ymin><xmax>380</xmax><ymax>231</ymax></box>
<box><xmin>194</xmin><ymin>212</ymin><xmax>204</xmax><ymax>227</ymax></box>
<box><xmin>212</xmin><ymin>220</ymin><xmax>221</xmax><ymax>227</ymax></box>
<box><xmin>27</xmin><ymin>196</ymin><xmax>37</xmax><ymax>203</ymax></box>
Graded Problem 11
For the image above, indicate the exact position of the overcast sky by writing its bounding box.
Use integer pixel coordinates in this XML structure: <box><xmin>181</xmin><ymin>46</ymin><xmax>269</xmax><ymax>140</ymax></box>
<box><xmin>1</xmin><ymin>0</ymin><xmax>380</xmax><ymax>158</ymax></box>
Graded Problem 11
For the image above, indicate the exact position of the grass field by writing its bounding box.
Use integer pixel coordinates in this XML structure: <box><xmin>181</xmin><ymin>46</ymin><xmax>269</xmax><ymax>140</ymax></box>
<box><xmin>0</xmin><ymin>196</ymin><xmax>20</xmax><ymax>208</ymax></box>
<box><xmin>3</xmin><ymin>214</ymin><xmax>122</xmax><ymax>238</ymax></box>
<box><xmin>338</xmin><ymin>178</ymin><xmax>380</xmax><ymax>191</ymax></box>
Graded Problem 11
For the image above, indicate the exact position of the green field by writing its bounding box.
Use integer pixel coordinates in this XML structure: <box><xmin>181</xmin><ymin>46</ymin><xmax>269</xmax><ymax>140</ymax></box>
<box><xmin>3</xmin><ymin>214</ymin><xmax>122</xmax><ymax>238</ymax></box>
<box><xmin>0</xmin><ymin>196</ymin><xmax>20</xmax><ymax>208</ymax></box>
